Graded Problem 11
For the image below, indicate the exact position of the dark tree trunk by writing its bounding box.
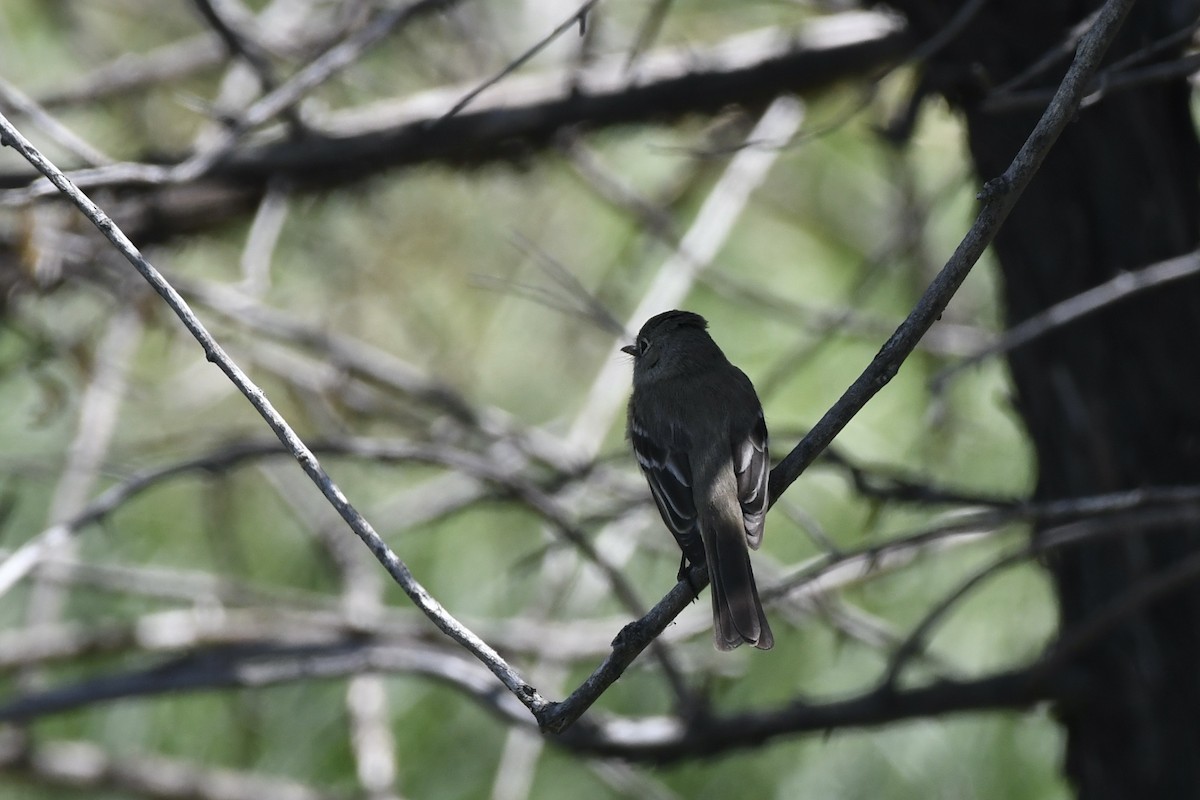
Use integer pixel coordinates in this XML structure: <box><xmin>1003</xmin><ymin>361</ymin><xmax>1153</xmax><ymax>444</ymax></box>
<box><xmin>883</xmin><ymin>1</ymin><xmax>1200</xmax><ymax>795</ymax></box>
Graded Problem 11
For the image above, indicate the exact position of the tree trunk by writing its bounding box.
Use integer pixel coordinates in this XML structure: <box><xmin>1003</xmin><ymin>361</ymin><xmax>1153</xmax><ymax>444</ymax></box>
<box><xmin>885</xmin><ymin>1</ymin><xmax>1200</xmax><ymax>795</ymax></box>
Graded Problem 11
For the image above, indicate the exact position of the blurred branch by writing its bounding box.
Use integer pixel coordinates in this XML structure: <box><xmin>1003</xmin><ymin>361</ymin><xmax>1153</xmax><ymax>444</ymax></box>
<box><xmin>883</xmin><ymin>547</ymin><xmax>1029</xmax><ymax>685</ymax></box>
<box><xmin>815</xmin><ymin>595</ymin><xmax>967</xmax><ymax>677</ymax></box>
<box><xmin>0</xmin><ymin>434</ymin><xmax>601</xmax><ymax>601</ymax></box>
<box><xmin>550</xmin><ymin>664</ymin><xmax>1069</xmax><ymax>760</ymax></box>
<box><xmin>484</xmin><ymin>233</ymin><xmax>625</xmax><ymax>336</ymax></box>
<box><xmin>190</xmin><ymin>0</ymin><xmax>284</xmax><ymax>92</ymax></box>
<box><xmin>0</xmin><ymin>583</ymin><xmax>630</xmax><ymax>670</ymax></box>
<box><xmin>0</xmin><ymin>15</ymin><xmax>907</xmax><ymax>227</ymax></box>
<box><xmin>0</xmin><ymin>78</ymin><xmax>113</xmax><ymax>167</ymax></box>
<box><xmin>1030</xmin><ymin>529</ymin><xmax>1200</xmax><ymax>683</ymax></box>
<box><xmin>45</xmin><ymin>308</ymin><xmax>145</xmax><ymax>527</ymax></box>
<box><xmin>22</xmin><ymin>307</ymin><xmax>144</xmax><ymax>670</ymax></box>
<box><xmin>237</xmin><ymin>178</ymin><xmax>290</xmax><ymax>294</ymax></box>
<box><xmin>703</xmin><ymin>271</ymin><xmax>995</xmax><ymax>359</ymax></box>
<box><xmin>180</xmin><ymin>277</ymin><xmax>592</xmax><ymax>479</ymax></box>
<box><xmin>0</xmin><ymin>731</ymin><xmax>347</xmax><ymax>800</ymax></box>
<box><xmin>0</xmin><ymin>634</ymin><xmax>1063</xmax><ymax>762</ymax></box>
<box><xmin>180</xmin><ymin>279</ymin><xmax>485</xmax><ymax>424</ymax></box>
<box><xmin>986</xmin><ymin>6</ymin><xmax>1099</xmax><ymax>96</ymax></box>
<box><xmin>37</xmin><ymin>35</ymin><xmax>227</xmax><ymax>108</ymax></box>
<box><xmin>624</xmin><ymin>0</ymin><xmax>676</xmax><ymax>70</ymax></box>
<box><xmin>552</xmin><ymin>506</ymin><xmax>1200</xmax><ymax>760</ymax></box>
<box><xmin>0</xmin><ymin>640</ymin><xmax>534</xmax><ymax>730</ymax></box>
<box><xmin>12</xmin><ymin>476</ymin><xmax>1170</xmax><ymax>667</ymax></box>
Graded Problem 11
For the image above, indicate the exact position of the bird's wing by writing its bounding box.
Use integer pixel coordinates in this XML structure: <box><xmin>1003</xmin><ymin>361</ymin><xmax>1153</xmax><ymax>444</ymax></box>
<box><xmin>733</xmin><ymin>407</ymin><xmax>769</xmax><ymax>549</ymax></box>
<box><xmin>630</xmin><ymin>415</ymin><xmax>704</xmax><ymax>564</ymax></box>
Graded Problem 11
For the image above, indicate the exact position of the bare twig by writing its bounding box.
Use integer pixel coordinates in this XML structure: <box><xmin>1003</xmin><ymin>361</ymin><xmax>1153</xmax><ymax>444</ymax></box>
<box><xmin>984</xmin><ymin>51</ymin><xmax>1200</xmax><ymax>114</ymax></box>
<box><xmin>438</xmin><ymin>0</ymin><xmax>601</xmax><ymax>122</ymax></box>
<box><xmin>903</xmin><ymin>0</ymin><xmax>990</xmax><ymax>66</ymax></box>
<box><xmin>931</xmin><ymin>248</ymin><xmax>1200</xmax><ymax>392</ymax></box>
<box><xmin>476</xmin><ymin>233</ymin><xmax>624</xmax><ymax>335</ymax></box>
<box><xmin>883</xmin><ymin>548</ymin><xmax>1028</xmax><ymax>686</ymax></box>
<box><xmin>988</xmin><ymin>8</ymin><xmax>1101</xmax><ymax>96</ymax></box>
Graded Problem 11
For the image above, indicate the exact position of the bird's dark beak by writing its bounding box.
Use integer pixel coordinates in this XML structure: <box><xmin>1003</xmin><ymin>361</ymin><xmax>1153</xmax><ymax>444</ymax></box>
<box><xmin>620</xmin><ymin>344</ymin><xmax>637</xmax><ymax>357</ymax></box>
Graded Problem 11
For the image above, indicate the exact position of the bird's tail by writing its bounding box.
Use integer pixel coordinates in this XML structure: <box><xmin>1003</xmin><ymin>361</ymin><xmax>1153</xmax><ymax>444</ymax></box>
<box><xmin>700</xmin><ymin>466</ymin><xmax>773</xmax><ymax>651</ymax></box>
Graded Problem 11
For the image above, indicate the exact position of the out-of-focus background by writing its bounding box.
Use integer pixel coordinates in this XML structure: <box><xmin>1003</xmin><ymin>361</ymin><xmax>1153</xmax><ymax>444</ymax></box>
<box><xmin>8</xmin><ymin>0</ymin><xmax>1185</xmax><ymax>797</ymax></box>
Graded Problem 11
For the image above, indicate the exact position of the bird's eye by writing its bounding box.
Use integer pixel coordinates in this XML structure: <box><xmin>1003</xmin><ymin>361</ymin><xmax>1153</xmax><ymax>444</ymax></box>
<box><xmin>637</xmin><ymin>337</ymin><xmax>650</xmax><ymax>355</ymax></box>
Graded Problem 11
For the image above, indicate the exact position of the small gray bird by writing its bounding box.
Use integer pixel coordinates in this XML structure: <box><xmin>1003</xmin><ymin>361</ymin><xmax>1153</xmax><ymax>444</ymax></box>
<box><xmin>623</xmin><ymin>310</ymin><xmax>774</xmax><ymax>651</ymax></box>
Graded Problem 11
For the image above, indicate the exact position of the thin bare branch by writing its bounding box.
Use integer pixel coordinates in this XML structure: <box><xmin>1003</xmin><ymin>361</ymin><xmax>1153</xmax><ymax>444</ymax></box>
<box><xmin>932</xmin><ymin>248</ymin><xmax>1200</xmax><ymax>391</ymax></box>
<box><xmin>438</xmin><ymin>0</ymin><xmax>602</xmax><ymax>122</ymax></box>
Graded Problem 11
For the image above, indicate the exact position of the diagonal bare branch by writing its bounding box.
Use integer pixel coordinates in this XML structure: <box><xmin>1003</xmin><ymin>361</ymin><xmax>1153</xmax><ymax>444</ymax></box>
<box><xmin>0</xmin><ymin>113</ymin><xmax>549</xmax><ymax>718</ymax></box>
